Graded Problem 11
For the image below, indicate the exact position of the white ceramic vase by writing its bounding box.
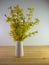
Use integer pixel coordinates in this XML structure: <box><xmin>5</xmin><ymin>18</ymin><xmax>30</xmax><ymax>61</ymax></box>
<box><xmin>15</xmin><ymin>41</ymin><xmax>24</xmax><ymax>57</ymax></box>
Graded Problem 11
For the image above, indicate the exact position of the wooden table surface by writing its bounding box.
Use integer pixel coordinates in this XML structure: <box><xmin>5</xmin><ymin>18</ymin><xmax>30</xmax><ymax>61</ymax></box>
<box><xmin>0</xmin><ymin>57</ymin><xmax>49</xmax><ymax>65</ymax></box>
<box><xmin>0</xmin><ymin>46</ymin><xmax>49</xmax><ymax>65</ymax></box>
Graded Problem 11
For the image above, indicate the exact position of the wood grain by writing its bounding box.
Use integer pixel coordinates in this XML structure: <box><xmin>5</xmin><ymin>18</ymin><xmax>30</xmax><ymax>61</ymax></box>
<box><xmin>0</xmin><ymin>46</ymin><xmax>49</xmax><ymax>58</ymax></box>
<box><xmin>0</xmin><ymin>46</ymin><xmax>49</xmax><ymax>65</ymax></box>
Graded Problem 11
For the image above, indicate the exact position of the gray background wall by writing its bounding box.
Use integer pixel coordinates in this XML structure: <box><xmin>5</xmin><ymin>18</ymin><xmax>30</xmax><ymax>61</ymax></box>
<box><xmin>0</xmin><ymin>0</ymin><xmax>49</xmax><ymax>46</ymax></box>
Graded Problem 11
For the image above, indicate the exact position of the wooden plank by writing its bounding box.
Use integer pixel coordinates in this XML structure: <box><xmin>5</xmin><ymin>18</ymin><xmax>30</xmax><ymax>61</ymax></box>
<box><xmin>0</xmin><ymin>57</ymin><xmax>49</xmax><ymax>65</ymax></box>
<box><xmin>0</xmin><ymin>46</ymin><xmax>49</xmax><ymax>65</ymax></box>
<box><xmin>0</xmin><ymin>46</ymin><xmax>49</xmax><ymax>58</ymax></box>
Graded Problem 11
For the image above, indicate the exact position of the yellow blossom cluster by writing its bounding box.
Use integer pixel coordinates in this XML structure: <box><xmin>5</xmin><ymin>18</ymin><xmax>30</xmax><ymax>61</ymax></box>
<box><xmin>5</xmin><ymin>5</ymin><xmax>39</xmax><ymax>41</ymax></box>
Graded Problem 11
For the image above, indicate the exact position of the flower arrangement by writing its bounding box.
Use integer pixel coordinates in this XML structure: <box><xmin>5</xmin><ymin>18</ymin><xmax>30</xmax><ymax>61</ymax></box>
<box><xmin>5</xmin><ymin>5</ymin><xmax>39</xmax><ymax>41</ymax></box>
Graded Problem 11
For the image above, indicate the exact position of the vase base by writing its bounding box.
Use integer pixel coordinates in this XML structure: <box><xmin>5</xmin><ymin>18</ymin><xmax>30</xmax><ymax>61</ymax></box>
<box><xmin>15</xmin><ymin>56</ymin><xmax>24</xmax><ymax>58</ymax></box>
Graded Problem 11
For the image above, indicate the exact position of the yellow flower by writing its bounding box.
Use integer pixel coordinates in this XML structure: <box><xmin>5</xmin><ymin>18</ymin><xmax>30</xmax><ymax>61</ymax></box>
<box><xmin>5</xmin><ymin>5</ymin><xmax>39</xmax><ymax>41</ymax></box>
